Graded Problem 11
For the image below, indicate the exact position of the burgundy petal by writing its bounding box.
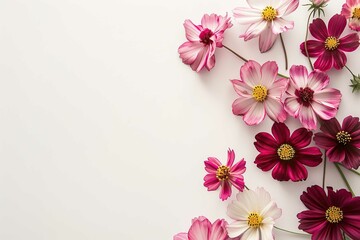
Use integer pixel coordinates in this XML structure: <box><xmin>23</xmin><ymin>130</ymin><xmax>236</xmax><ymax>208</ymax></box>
<box><xmin>296</xmin><ymin>147</ymin><xmax>323</xmax><ymax>167</ymax></box>
<box><xmin>300</xmin><ymin>40</ymin><xmax>325</xmax><ymax>57</ymax></box>
<box><xmin>300</xmin><ymin>185</ymin><xmax>330</xmax><ymax>210</ymax></box>
<box><xmin>338</xmin><ymin>33</ymin><xmax>360</xmax><ymax>52</ymax></box>
<box><xmin>342</xmin><ymin>146</ymin><xmax>360</xmax><ymax>169</ymax></box>
<box><xmin>254</xmin><ymin>132</ymin><xmax>278</xmax><ymax>152</ymax></box>
<box><xmin>328</xmin><ymin>14</ymin><xmax>346</xmax><ymax>38</ymax></box>
<box><xmin>289</xmin><ymin>127</ymin><xmax>312</xmax><ymax>148</ymax></box>
<box><xmin>271</xmin><ymin>122</ymin><xmax>290</xmax><ymax>143</ymax></box>
<box><xmin>327</xmin><ymin>145</ymin><xmax>346</xmax><ymax>163</ymax></box>
<box><xmin>314</xmin><ymin>51</ymin><xmax>333</xmax><ymax>71</ymax></box>
<box><xmin>271</xmin><ymin>162</ymin><xmax>290</xmax><ymax>181</ymax></box>
<box><xmin>254</xmin><ymin>153</ymin><xmax>278</xmax><ymax>171</ymax></box>
<box><xmin>309</xmin><ymin>18</ymin><xmax>328</xmax><ymax>41</ymax></box>
<box><xmin>320</xmin><ymin>118</ymin><xmax>342</xmax><ymax>136</ymax></box>
<box><xmin>313</xmin><ymin>132</ymin><xmax>337</xmax><ymax>150</ymax></box>
<box><xmin>342</xmin><ymin>115</ymin><xmax>360</xmax><ymax>133</ymax></box>
<box><xmin>287</xmin><ymin>161</ymin><xmax>308</xmax><ymax>181</ymax></box>
<box><xmin>332</xmin><ymin>50</ymin><xmax>347</xmax><ymax>70</ymax></box>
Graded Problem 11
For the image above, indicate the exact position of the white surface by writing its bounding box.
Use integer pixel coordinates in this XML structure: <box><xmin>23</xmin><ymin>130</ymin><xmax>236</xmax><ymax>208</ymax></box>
<box><xmin>0</xmin><ymin>0</ymin><xmax>359</xmax><ymax>239</ymax></box>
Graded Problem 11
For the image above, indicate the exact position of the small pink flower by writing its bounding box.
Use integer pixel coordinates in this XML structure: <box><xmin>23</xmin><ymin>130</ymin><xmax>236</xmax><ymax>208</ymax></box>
<box><xmin>284</xmin><ymin>65</ymin><xmax>341</xmax><ymax>130</ymax></box>
<box><xmin>178</xmin><ymin>13</ymin><xmax>232</xmax><ymax>72</ymax></box>
<box><xmin>232</xmin><ymin>60</ymin><xmax>288</xmax><ymax>125</ymax></box>
<box><xmin>204</xmin><ymin>149</ymin><xmax>246</xmax><ymax>201</ymax></box>
<box><xmin>174</xmin><ymin>216</ymin><xmax>229</xmax><ymax>240</ymax></box>
<box><xmin>300</xmin><ymin>14</ymin><xmax>360</xmax><ymax>71</ymax></box>
<box><xmin>341</xmin><ymin>0</ymin><xmax>360</xmax><ymax>31</ymax></box>
<box><xmin>233</xmin><ymin>0</ymin><xmax>299</xmax><ymax>52</ymax></box>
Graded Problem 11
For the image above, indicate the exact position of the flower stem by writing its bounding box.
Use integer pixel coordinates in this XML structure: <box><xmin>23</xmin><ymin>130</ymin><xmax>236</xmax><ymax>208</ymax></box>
<box><xmin>274</xmin><ymin>226</ymin><xmax>309</xmax><ymax>236</ymax></box>
<box><xmin>345</xmin><ymin>65</ymin><xmax>355</xmax><ymax>77</ymax></box>
<box><xmin>244</xmin><ymin>184</ymin><xmax>249</xmax><ymax>190</ymax></box>
<box><xmin>322</xmin><ymin>153</ymin><xmax>326</xmax><ymax>189</ymax></box>
<box><xmin>223</xmin><ymin>45</ymin><xmax>289</xmax><ymax>79</ymax></box>
<box><xmin>279</xmin><ymin>33</ymin><xmax>288</xmax><ymax>70</ymax></box>
<box><xmin>304</xmin><ymin>10</ymin><xmax>315</xmax><ymax>71</ymax></box>
<box><xmin>334</xmin><ymin>163</ymin><xmax>355</xmax><ymax>196</ymax></box>
<box><xmin>339</xmin><ymin>163</ymin><xmax>360</xmax><ymax>177</ymax></box>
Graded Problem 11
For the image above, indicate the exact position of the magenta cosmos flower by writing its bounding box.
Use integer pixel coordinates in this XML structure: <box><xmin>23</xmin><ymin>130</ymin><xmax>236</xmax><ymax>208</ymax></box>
<box><xmin>341</xmin><ymin>0</ymin><xmax>360</xmax><ymax>31</ymax></box>
<box><xmin>178</xmin><ymin>13</ymin><xmax>232</xmax><ymax>72</ymax></box>
<box><xmin>254</xmin><ymin>122</ymin><xmax>322</xmax><ymax>181</ymax></box>
<box><xmin>174</xmin><ymin>216</ymin><xmax>229</xmax><ymax>240</ymax></box>
<box><xmin>232</xmin><ymin>60</ymin><xmax>288</xmax><ymax>126</ymax></box>
<box><xmin>204</xmin><ymin>149</ymin><xmax>246</xmax><ymax>201</ymax></box>
<box><xmin>300</xmin><ymin>14</ymin><xmax>360</xmax><ymax>71</ymax></box>
<box><xmin>284</xmin><ymin>65</ymin><xmax>341</xmax><ymax>130</ymax></box>
<box><xmin>314</xmin><ymin>116</ymin><xmax>360</xmax><ymax>169</ymax></box>
<box><xmin>297</xmin><ymin>185</ymin><xmax>360</xmax><ymax>240</ymax></box>
<box><xmin>233</xmin><ymin>0</ymin><xmax>299</xmax><ymax>52</ymax></box>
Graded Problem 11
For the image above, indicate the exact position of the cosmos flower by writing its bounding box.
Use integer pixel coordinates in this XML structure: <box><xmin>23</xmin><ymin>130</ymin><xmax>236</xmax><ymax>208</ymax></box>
<box><xmin>227</xmin><ymin>187</ymin><xmax>282</xmax><ymax>239</ymax></box>
<box><xmin>300</xmin><ymin>14</ymin><xmax>360</xmax><ymax>71</ymax></box>
<box><xmin>314</xmin><ymin>115</ymin><xmax>360</xmax><ymax>169</ymax></box>
<box><xmin>174</xmin><ymin>216</ymin><xmax>229</xmax><ymax>240</ymax></box>
<box><xmin>284</xmin><ymin>65</ymin><xmax>341</xmax><ymax>130</ymax></box>
<box><xmin>341</xmin><ymin>0</ymin><xmax>360</xmax><ymax>31</ymax></box>
<box><xmin>178</xmin><ymin>13</ymin><xmax>232</xmax><ymax>72</ymax></box>
<box><xmin>231</xmin><ymin>60</ymin><xmax>288</xmax><ymax>126</ymax></box>
<box><xmin>254</xmin><ymin>122</ymin><xmax>322</xmax><ymax>181</ymax></box>
<box><xmin>233</xmin><ymin>0</ymin><xmax>299</xmax><ymax>52</ymax></box>
<box><xmin>297</xmin><ymin>185</ymin><xmax>360</xmax><ymax>240</ymax></box>
<box><xmin>204</xmin><ymin>149</ymin><xmax>246</xmax><ymax>201</ymax></box>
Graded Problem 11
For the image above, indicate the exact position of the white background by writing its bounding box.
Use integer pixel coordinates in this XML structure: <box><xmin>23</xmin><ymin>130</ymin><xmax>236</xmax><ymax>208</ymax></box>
<box><xmin>0</xmin><ymin>0</ymin><xmax>359</xmax><ymax>239</ymax></box>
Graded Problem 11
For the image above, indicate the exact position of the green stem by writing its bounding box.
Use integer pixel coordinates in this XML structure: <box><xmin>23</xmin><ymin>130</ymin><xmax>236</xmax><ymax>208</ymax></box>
<box><xmin>304</xmin><ymin>10</ymin><xmax>314</xmax><ymax>71</ymax></box>
<box><xmin>345</xmin><ymin>65</ymin><xmax>355</xmax><ymax>77</ymax></box>
<box><xmin>223</xmin><ymin>45</ymin><xmax>289</xmax><ymax>79</ymax></box>
<box><xmin>274</xmin><ymin>226</ymin><xmax>309</xmax><ymax>237</ymax></box>
<box><xmin>339</xmin><ymin>163</ymin><xmax>360</xmax><ymax>177</ymax></box>
<box><xmin>279</xmin><ymin>33</ymin><xmax>288</xmax><ymax>70</ymax></box>
<box><xmin>322</xmin><ymin>153</ymin><xmax>327</xmax><ymax>189</ymax></box>
<box><xmin>334</xmin><ymin>163</ymin><xmax>355</xmax><ymax>196</ymax></box>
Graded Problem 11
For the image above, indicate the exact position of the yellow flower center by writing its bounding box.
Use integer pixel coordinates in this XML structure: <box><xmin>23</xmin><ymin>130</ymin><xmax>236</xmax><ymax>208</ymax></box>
<box><xmin>325</xmin><ymin>206</ymin><xmax>343</xmax><ymax>223</ymax></box>
<box><xmin>216</xmin><ymin>165</ymin><xmax>230</xmax><ymax>181</ymax></box>
<box><xmin>252</xmin><ymin>85</ymin><xmax>268</xmax><ymax>102</ymax></box>
<box><xmin>248</xmin><ymin>213</ymin><xmax>263</xmax><ymax>228</ymax></box>
<box><xmin>262</xmin><ymin>6</ymin><xmax>277</xmax><ymax>21</ymax></box>
<box><xmin>277</xmin><ymin>144</ymin><xmax>295</xmax><ymax>161</ymax></box>
<box><xmin>324</xmin><ymin>36</ymin><xmax>339</xmax><ymax>51</ymax></box>
<box><xmin>353</xmin><ymin>8</ymin><xmax>360</xmax><ymax>19</ymax></box>
<box><xmin>336</xmin><ymin>131</ymin><xmax>352</xmax><ymax>145</ymax></box>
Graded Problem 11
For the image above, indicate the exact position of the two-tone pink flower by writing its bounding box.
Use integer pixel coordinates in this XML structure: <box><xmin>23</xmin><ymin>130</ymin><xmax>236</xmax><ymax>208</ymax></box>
<box><xmin>284</xmin><ymin>65</ymin><xmax>341</xmax><ymax>130</ymax></box>
<box><xmin>204</xmin><ymin>149</ymin><xmax>246</xmax><ymax>201</ymax></box>
<box><xmin>232</xmin><ymin>60</ymin><xmax>288</xmax><ymax>125</ymax></box>
<box><xmin>341</xmin><ymin>0</ymin><xmax>360</xmax><ymax>31</ymax></box>
<box><xmin>233</xmin><ymin>0</ymin><xmax>299</xmax><ymax>52</ymax></box>
<box><xmin>178</xmin><ymin>13</ymin><xmax>232</xmax><ymax>72</ymax></box>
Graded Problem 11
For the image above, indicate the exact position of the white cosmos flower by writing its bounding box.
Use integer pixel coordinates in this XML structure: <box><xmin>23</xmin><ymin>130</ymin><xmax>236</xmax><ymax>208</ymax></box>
<box><xmin>226</xmin><ymin>187</ymin><xmax>282</xmax><ymax>240</ymax></box>
<box><xmin>233</xmin><ymin>0</ymin><xmax>299</xmax><ymax>52</ymax></box>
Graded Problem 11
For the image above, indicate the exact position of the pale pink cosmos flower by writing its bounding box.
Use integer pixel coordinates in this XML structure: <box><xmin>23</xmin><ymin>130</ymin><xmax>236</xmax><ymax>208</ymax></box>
<box><xmin>341</xmin><ymin>0</ymin><xmax>360</xmax><ymax>31</ymax></box>
<box><xmin>174</xmin><ymin>216</ymin><xmax>229</xmax><ymax>240</ymax></box>
<box><xmin>178</xmin><ymin>13</ymin><xmax>232</xmax><ymax>72</ymax></box>
<box><xmin>232</xmin><ymin>60</ymin><xmax>288</xmax><ymax>126</ymax></box>
<box><xmin>204</xmin><ymin>149</ymin><xmax>246</xmax><ymax>201</ymax></box>
<box><xmin>233</xmin><ymin>0</ymin><xmax>299</xmax><ymax>52</ymax></box>
<box><xmin>284</xmin><ymin>65</ymin><xmax>342</xmax><ymax>130</ymax></box>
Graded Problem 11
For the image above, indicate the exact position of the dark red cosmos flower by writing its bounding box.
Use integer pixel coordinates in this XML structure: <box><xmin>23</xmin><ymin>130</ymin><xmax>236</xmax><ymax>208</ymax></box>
<box><xmin>254</xmin><ymin>122</ymin><xmax>322</xmax><ymax>181</ymax></box>
<box><xmin>297</xmin><ymin>185</ymin><xmax>360</xmax><ymax>240</ymax></box>
<box><xmin>300</xmin><ymin>14</ymin><xmax>359</xmax><ymax>71</ymax></box>
<box><xmin>314</xmin><ymin>115</ymin><xmax>360</xmax><ymax>169</ymax></box>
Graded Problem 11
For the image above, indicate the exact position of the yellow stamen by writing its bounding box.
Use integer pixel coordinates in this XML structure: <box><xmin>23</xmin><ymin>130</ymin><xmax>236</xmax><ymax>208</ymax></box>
<box><xmin>324</xmin><ymin>36</ymin><xmax>339</xmax><ymax>51</ymax></box>
<box><xmin>352</xmin><ymin>8</ymin><xmax>360</xmax><ymax>19</ymax></box>
<box><xmin>252</xmin><ymin>85</ymin><xmax>268</xmax><ymax>102</ymax></box>
<box><xmin>325</xmin><ymin>206</ymin><xmax>343</xmax><ymax>223</ymax></box>
<box><xmin>277</xmin><ymin>144</ymin><xmax>295</xmax><ymax>161</ymax></box>
<box><xmin>336</xmin><ymin>131</ymin><xmax>352</xmax><ymax>145</ymax></box>
<box><xmin>216</xmin><ymin>165</ymin><xmax>230</xmax><ymax>181</ymax></box>
<box><xmin>262</xmin><ymin>6</ymin><xmax>277</xmax><ymax>21</ymax></box>
<box><xmin>248</xmin><ymin>213</ymin><xmax>263</xmax><ymax>228</ymax></box>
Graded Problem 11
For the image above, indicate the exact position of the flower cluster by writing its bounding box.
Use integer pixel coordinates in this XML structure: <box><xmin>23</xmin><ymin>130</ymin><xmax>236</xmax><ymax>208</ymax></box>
<box><xmin>175</xmin><ymin>1</ymin><xmax>360</xmax><ymax>240</ymax></box>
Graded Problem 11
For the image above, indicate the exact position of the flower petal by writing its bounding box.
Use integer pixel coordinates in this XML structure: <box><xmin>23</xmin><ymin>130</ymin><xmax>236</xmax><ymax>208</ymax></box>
<box><xmin>183</xmin><ymin>19</ymin><xmax>201</xmax><ymax>41</ymax></box>
<box><xmin>272</xmin><ymin>162</ymin><xmax>290</xmax><ymax>181</ymax></box>
<box><xmin>299</xmin><ymin>106</ymin><xmax>317</xmax><ymax>130</ymax></box>
<box><xmin>289</xmin><ymin>65</ymin><xmax>308</xmax><ymax>88</ymax></box>
<box><xmin>246</xmin><ymin>0</ymin><xmax>267</xmax><ymax>9</ymax></box>
<box><xmin>240</xmin><ymin>60</ymin><xmax>262</xmax><ymax>87</ymax></box>
<box><xmin>295</xmin><ymin>147</ymin><xmax>323</xmax><ymax>167</ymax></box>
<box><xmin>241</xmin><ymin>20</ymin><xmax>268</xmax><ymax>41</ymax></box>
<box><xmin>220</xmin><ymin>181</ymin><xmax>232</xmax><ymax>201</ymax></box>
<box><xmin>338</xmin><ymin>33</ymin><xmax>360</xmax><ymax>52</ymax></box>
<box><xmin>227</xmin><ymin>149</ymin><xmax>235</xmax><ymax>167</ymax></box>
<box><xmin>313</xmin><ymin>88</ymin><xmax>342</xmax><ymax>110</ymax></box>
<box><xmin>300</xmin><ymin>40</ymin><xmax>325</xmax><ymax>57</ymax></box>
<box><xmin>209</xmin><ymin>219</ymin><xmax>228</xmax><ymax>240</ymax></box>
<box><xmin>174</xmin><ymin>233</ymin><xmax>188</xmax><ymax>240</ymax></box>
<box><xmin>231</xmin><ymin>80</ymin><xmax>253</xmax><ymax>96</ymax></box>
<box><xmin>264</xmin><ymin>97</ymin><xmax>287</xmax><ymax>123</ymax></box>
<box><xmin>258</xmin><ymin>26</ymin><xmax>278</xmax><ymax>53</ymax></box>
<box><xmin>332</xmin><ymin>50</ymin><xmax>347</xmax><ymax>70</ymax></box>
<box><xmin>307</xmin><ymin>70</ymin><xmax>329</xmax><ymax>91</ymax></box>
<box><xmin>289</xmin><ymin>127</ymin><xmax>312</xmax><ymax>148</ymax></box>
<box><xmin>328</xmin><ymin>14</ymin><xmax>346</xmax><ymax>38</ymax></box>
<box><xmin>232</xmin><ymin>96</ymin><xmax>256</xmax><ymax>116</ymax></box>
<box><xmin>243</xmin><ymin>102</ymin><xmax>266</xmax><ymax>125</ymax></box>
<box><xmin>272</xmin><ymin>122</ymin><xmax>290</xmax><ymax>143</ymax></box>
<box><xmin>276</xmin><ymin>0</ymin><xmax>299</xmax><ymax>17</ymax></box>
<box><xmin>204</xmin><ymin>174</ymin><xmax>221</xmax><ymax>191</ymax></box>
<box><xmin>309</xmin><ymin>18</ymin><xmax>328</xmax><ymax>41</ymax></box>
<box><xmin>284</xmin><ymin>96</ymin><xmax>301</xmax><ymax>117</ymax></box>
<box><xmin>326</xmin><ymin>145</ymin><xmax>346</xmax><ymax>163</ymax></box>
<box><xmin>271</xmin><ymin>18</ymin><xmax>294</xmax><ymax>34</ymax></box>
<box><xmin>233</xmin><ymin>7</ymin><xmax>263</xmax><ymax>24</ymax></box>
<box><xmin>314</xmin><ymin>51</ymin><xmax>333</xmax><ymax>72</ymax></box>
<box><xmin>260</xmin><ymin>61</ymin><xmax>278</xmax><ymax>88</ymax></box>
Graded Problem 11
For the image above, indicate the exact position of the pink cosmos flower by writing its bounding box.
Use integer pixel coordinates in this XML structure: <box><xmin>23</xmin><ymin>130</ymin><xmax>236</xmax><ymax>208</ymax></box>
<box><xmin>284</xmin><ymin>65</ymin><xmax>341</xmax><ymax>130</ymax></box>
<box><xmin>300</xmin><ymin>14</ymin><xmax>360</xmax><ymax>71</ymax></box>
<box><xmin>254</xmin><ymin>122</ymin><xmax>322</xmax><ymax>182</ymax></box>
<box><xmin>341</xmin><ymin>0</ymin><xmax>360</xmax><ymax>31</ymax></box>
<box><xmin>233</xmin><ymin>0</ymin><xmax>299</xmax><ymax>52</ymax></box>
<box><xmin>178</xmin><ymin>13</ymin><xmax>232</xmax><ymax>72</ymax></box>
<box><xmin>204</xmin><ymin>149</ymin><xmax>246</xmax><ymax>201</ymax></box>
<box><xmin>314</xmin><ymin>116</ymin><xmax>360</xmax><ymax>169</ymax></box>
<box><xmin>174</xmin><ymin>216</ymin><xmax>229</xmax><ymax>240</ymax></box>
<box><xmin>297</xmin><ymin>185</ymin><xmax>360</xmax><ymax>240</ymax></box>
<box><xmin>232</xmin><ymin>60</ymin><xmax>288</xmax><ymax>126</ymax></box>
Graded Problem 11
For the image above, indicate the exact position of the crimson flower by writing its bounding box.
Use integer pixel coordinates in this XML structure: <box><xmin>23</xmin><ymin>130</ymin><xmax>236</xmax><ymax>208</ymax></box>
<box><xmin>297</xmin><ymin>185</ymin><xmax>360</xmax><ymax>240</ymax></box>
<box><xmin>203</xmin><ymin>149</ymin><xmax>246</xmax><ymax>201</ymax></box>
<box><xmin>178</xmin><ymin>13</ymin><xmax>232</xmax><ymax>72</ymax></box>
<box><xmin>314</xmin><ymin>115</ymin><xmax>360</xmax><ymax>169</ymax></box>
<box><xmin>254</xmin><ymin>122</ymin><xmax>322</xmax><ymax>181</ymax></box>
<box><xmin>300</xmin><ymin>14</ymin><xmax>359</xmax><ymax>71</ymax></box>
